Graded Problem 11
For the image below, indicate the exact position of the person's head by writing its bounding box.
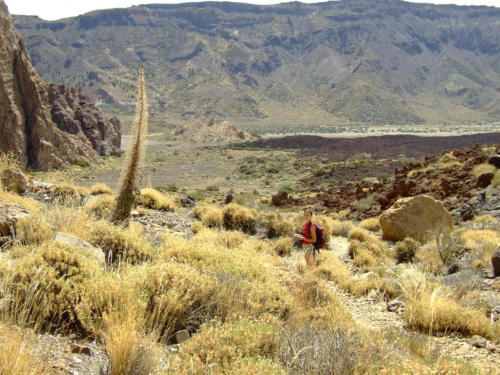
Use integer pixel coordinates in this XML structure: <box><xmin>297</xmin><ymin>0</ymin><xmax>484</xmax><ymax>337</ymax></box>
<box><xmin>304</xmin><ymin>209</ymin><xmax>313</xmax><ymax>223</ymax></box>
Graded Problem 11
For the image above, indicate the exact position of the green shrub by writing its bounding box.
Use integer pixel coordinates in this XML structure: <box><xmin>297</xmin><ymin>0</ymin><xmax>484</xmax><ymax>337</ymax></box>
<box><xmin>206</xmin><ymin>185</ymin><xmax>220</xmax><ymax>192</ymax></box>
<box><xmin>75</xmin><ymin>158</ymin><xmax>90</xmax><ymax>168</ymax></box>
<box><xmin>278</xmin><ymin>185</ymin><xmax>294</xmax><ymax>194</ymax></box>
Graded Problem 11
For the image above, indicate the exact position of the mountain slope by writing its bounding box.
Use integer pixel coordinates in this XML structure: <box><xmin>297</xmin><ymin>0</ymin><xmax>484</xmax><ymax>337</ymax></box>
<box><xmin>12</xmin><ymin>0</ymin><xmax>500</xmax><ymax>130</ymax></box>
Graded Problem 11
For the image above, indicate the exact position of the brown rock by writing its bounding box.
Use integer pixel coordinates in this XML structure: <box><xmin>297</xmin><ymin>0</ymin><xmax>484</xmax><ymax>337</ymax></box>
<box><xmin>491</xmin><ymin>248</ymin><xmax>500</xmax><ymax>278</ymax></box>
<box><xmin>1</xmin><ymin>168</ymin><xmax>27</xmax><ymax>194</ymax></box>
<box><xmin>380</xmin><ymin>195</ymin><xmax>453</xmax><ymax>242</ymax></box>
<box><xmin>171</xmin><ymin>329</ymin><xmax>190</xmax><ymax>344</ymax></box>
<box><xmin>0</xmin><ymin>201</ymin><xmax>29</xmax><ymax>236</ymax></box>
<box><xmin>476</xmin><ymin>173</ymin><xmax>494</xmax><ymax>188</ymax></box>
<box><xmin>272</xmin><ymin>192</ymin><xmax>290</xmax><ymax>206</ymax></box>
<box><xmin>70</xmin><ymin>344</ymin><xmax>94</xmax><ymax>357</ymax></box>
<box><xmin>469</xmin><ymin>335</ymin><xmax>486</xmax><ymax>348</ymax></box>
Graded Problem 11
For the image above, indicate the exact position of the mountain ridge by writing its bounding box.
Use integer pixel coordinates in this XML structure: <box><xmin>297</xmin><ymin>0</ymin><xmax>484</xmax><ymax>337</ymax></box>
<box><xmin>12</xmin><ymin>0</ymin><xmax>500</xmax><ymax>130</ymax></box>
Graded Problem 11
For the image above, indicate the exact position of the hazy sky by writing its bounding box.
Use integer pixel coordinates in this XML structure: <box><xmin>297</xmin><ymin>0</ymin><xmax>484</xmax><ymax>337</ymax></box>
<box><xmin>5</xmin><ymin>0</ymin><xmax>499</xmax><ymax>21</ymax></box>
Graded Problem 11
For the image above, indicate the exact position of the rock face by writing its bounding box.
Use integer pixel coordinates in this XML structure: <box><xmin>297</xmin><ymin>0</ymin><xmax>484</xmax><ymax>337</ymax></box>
<box><xmin>48</xmin><ymin>84</ymin><xmax>121</xmax><ymax>157</ymax></box>
<box><xmin>380</xmin><ymin>195</ymin><xmax>453</xmax><ymax>242</ymax></box>
<box><xmin>0</xmin><ymin>2</ymin><xmax>120</xmax><ymax>170</ymax></box>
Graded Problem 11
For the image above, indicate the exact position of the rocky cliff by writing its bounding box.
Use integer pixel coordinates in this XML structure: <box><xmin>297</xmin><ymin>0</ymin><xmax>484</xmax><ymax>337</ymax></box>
<box><xmin>0</xmin><ymin>1</ymin><xmax>120</xmax><ymax>170</ymax></box>
<box><xmin>174</xmin><ymin>115</ymin><xmax>254</xmax><ymax>142</ymax></box>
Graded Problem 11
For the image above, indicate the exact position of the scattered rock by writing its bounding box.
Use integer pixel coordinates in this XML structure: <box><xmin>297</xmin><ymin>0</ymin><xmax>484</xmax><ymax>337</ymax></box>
<box><xmin>380</xmin><ymin>195</ymin><xmax>453</xmax><ymax>242</ymax></box>
<box><xmin>491</xmin><ymin>247</ymin><xmax>500</xmax><ymax>278</ymax></box>
<box><xmin>171</xmin><ymin>329</ymin><xmax>190</xmax><ymax>344</ymax></box>
<box><xmin>487</xmin><ymin>153</ymin><xmax>500</xmax><ymax>168</ymax></box>
<box><xmin>470</xmin><ymin>335</ymin><xmax>487</xmax><ymax>348</ymax></box>
<box><xmin>387</xmin><ymin>300</ymin><xmax>405</xmax><ymax>313</ymax></box>
<box><xmin>272</xmin><ymin>192</ymin><xmax>292</xmax><ymax>206</ymax></box>
<box><xmin>1</xmin><ymin>168</ymin><xmax>27</xmax><ymax>194</ymax></box>
<box><xmin>0</xmin><ymin>201</ymin><xmax>30</xmax><ymax>236</ymax></box>
<box><xmin>491</xmin><ymin>305</ymin><xmax>500</xmax><ymax>323</ymax></box>
<box><xmin>441</xmin><ymin>270</ymin><xmax>481</xmax><ymax>290</ymax></box>
<box><xmin>181</xmin><ymin>196</ymin><xmax>196</xmax><ymax>208</ymax></box>
<box><xmin>55</xmin><ymin>232</ymin><xmax>104</xmax><ymax>264</ymax></box>
<box><xmin>70</xmin><ymin>344</ymin><xmax>94</xmax><ymax>357</ymax></box>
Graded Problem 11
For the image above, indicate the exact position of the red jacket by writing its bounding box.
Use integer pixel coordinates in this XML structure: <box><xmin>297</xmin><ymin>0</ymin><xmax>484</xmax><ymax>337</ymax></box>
<box><xmin>302</xmin><ymin>221</ymin><xmax>316</xmax><ymax>245</ymax></box>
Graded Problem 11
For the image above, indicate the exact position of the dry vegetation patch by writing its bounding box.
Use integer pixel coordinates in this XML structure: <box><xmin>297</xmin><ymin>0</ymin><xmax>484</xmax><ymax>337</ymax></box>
<box><xmin>138</xmin><ymin>188</ymin><xmax>176</xmax><ymax>211</ymax></box>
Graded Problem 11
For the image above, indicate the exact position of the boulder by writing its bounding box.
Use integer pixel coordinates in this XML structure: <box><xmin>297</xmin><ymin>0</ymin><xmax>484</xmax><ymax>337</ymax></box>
<box><xmin>54</xmin><ymin>232</ymin><xmax>104</xmax><ymax>264</ymax></box>
<box><xmin>1</xmin><ymin>168</ymin><xmax>27</xmax><ymax>194</ymax></box>
<box><xmin>487</xmin><ymin>153</ymin><xmax>500</xmax><ymax>168</ymax></box>
<box><xmin>272</xmin><ymin>192</ymin><xmax>290</xmax><ymax>206</ymax></box>
<box><xmin>171</xmin><ymin>329</ymin><xmax>190</xmax><ymax>344</ymax></box>
<box><xmin>180</xmin><ymin>196</ymin><xmax>196</xmax><ymax>208</ymax></box>
<box><xmin>470</xmin><ymin>335</ymin><xmax>487</xmax><ymax>348</ymax></box>
<box><xmin>225</xmin><ymin>194</ymin><xmax>233</xmax><ymax>204</ymax></box>
<box><xmin>0</xmin><ymin>201</ymin><xmax>29</xmax><ymax>236</ymax></box>
<box><xmin>380</xmin><ymin>195</ymin><xmax>453</xmax><ymax>242</ymax></box>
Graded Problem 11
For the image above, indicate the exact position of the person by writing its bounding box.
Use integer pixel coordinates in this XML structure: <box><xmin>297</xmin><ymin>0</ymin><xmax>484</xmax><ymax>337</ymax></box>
<box><xmin>294</xmin><ymin>210</ymin><xmax>317</xmax><ymax>267</ymax></box>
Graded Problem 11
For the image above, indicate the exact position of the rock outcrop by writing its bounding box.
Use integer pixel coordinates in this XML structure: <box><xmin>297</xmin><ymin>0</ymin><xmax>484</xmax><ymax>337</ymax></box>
<box><xmin>48</xmin><ymin>84</ymin><xmax>121</xmax><ymax>157</ymax></box>
<box><xmin>0</xmin><ymin>1</ymin><xmax>120</xmax><ymax>170</ymax></box>
<box><xmin>0</xmin><ymin>168</ymin><xmax>27</xmax><ymax>194</ymax></box>
<box><xmin>175</xmin><ymin>115</ymin><xmax>254</xmax><ymax>143</ymax></box>
<box><xmin>379</xmin><ymin>195</ymin><xmax>453</xmax><ymax>242</ymax></box>
<box><xmin>0</xmin><ymin>201</ymin><xmax>29</xmax><ymax>236</ymax></box>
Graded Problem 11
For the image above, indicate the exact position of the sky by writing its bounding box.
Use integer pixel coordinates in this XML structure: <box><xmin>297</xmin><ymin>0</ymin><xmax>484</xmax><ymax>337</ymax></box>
<box><xmin>5</xmin><ymin>0</ymin><xmax>499</xmax><ymax>21</ymax></box>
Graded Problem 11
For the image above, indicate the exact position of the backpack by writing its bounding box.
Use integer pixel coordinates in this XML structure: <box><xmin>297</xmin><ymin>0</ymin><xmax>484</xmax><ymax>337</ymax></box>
<box><xmin>305</xmin><ymin>222</ymin><xmax>326</xmax><ymax>252</ymax></box>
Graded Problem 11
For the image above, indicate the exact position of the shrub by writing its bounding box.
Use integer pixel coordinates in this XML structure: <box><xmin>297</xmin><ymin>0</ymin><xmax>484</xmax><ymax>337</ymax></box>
<box><xmin>52</xmin><ymin>182</ymin><xmax>89</xmax><ymax>205</ymax></box>
<box><xmin>193</xmin><ymin>205</ymin><xmax>223</xmax><ymax>228</ymax></box>
<box><xmin>348</xmin><ymin>239</ymin><xmax>392</xmax><ymax>270</ymax></box>
<box><xmin>0</xmin><ymin>326</ymin><xmax>47</xmax><ymax>374</ymax></box>
<box><xmin>395</xmin><ymin>238</ymin><xmax>421</xmax><ymax>264</ymax></box>
<box><xmin>11</xmin><ymin>214</ymin><xmax>54</xmax><ymax>246</ymax></box>
<box><xmin>206</xmin><ymin>185</ymin><xmax>220</xmax><ymax>192</ymax></box>
<box><xmin>85</xmin><ymin>225</ymin><xmax>153</xmax><ymax>265</ymax></box>
<box><xmin>259</xmin><ymin>211</ymin><xmax>294</xmax><ymax>238</ymax></box>
<box><xmin>472</xmin><ymin>163</ymin><xmax>496</xmax><ymax>177</ymax></box>
<box><xmin>377</xmin><ymin>173</ymin><xmax>394</xmax><ymax>181</ymax></box>
<box><xmin>492</xmin><ymin>170</ymin><xmax>500</xmax><ymax>186</ymax></box>
<box><xmin>74</xmin><ymin>158</ymin><xmax>90</xmax><ymax>167</ymax></box>
<box><xmin>84</xmin><ymin>195</ymin><xmax>115</xmax><ymax>220</ymax></box>
<box><xmin>278</xmin><ymin>185</ymin><xmax>294</xmax><ymax>194</ymax></box>
<box><xmin>349</xmin><ymin>227</ymin><xmax>377</xmax><ymax>242</ymax></box>
<box><xmin>222</xmin><ymin>203</ymin><xmax>257</xmax><ymax>233</ymax></box>
<box><xmin>359</xmin><ymin>218</ymin><xmax>380</xmax><ymax>232</ymax></box>
<box><xmin>9</xmin><ymin>242</ymin><xmax>98</xmax><ymax>331</ymax></box>
<box><xmin>90</xmin><ymin>183</ymin><xmax>114</xmax><ymax>195</ymax></box>
<box><xmin>438</xmin><ymin>152</ymin><xmax>462</xmax><ymax>169</ymax></box>
<box><xmin>173</xmin><ymin>319</ymin><xmax>280</xmax><ymax>373</ymax></box>
<box><xmin>143</xmin><ymin>262</ymin><xmax>216</xmax><ymax>341</ymax></box>
<box><xmin>0</xmin><ymin>151</ymin><xmax>22</xmax><ymax>173</ymax></box>
<box><xmin>331</xmin><ymin>220</ymin><xmax>354</xmax><ymax>237</ymax></box>
<box><xmin>137</xmin><ymin>188</ymin><xmax>175</xmax><ymax>211</ymax></box>
<box><xmin>461</xmin><ymin>229</ymin><xmax>500</xmax><ymax>263</ymax></box>
<box><xmin>273</xmin><ymin>237</ymin><xmax>294</xmax><ymax>256</ymax></box>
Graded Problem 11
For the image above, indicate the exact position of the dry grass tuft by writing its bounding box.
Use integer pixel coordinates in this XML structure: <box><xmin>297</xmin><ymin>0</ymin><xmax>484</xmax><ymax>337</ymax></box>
<box><xmin>222</xmin><ymin>203</ymin><xmax>257</xmax><ymax>233</ymax></box>
<box><xmin>85</xmin><ymin>225</ymin><xmax>153</xmax><ymax>266</ymax></box>
<box><xmin>193</xmin><ymin>204</ymin><xmax>223</xmax><ymax>228</ymax></box>
<box><xmin>0</xmin><ymin>326</ymin><xmax>47</xmax><ymax>375</ymax></box>
<box><xmin>52</xmin><ymin>182</ymin><xmax>89</xmax><ymax>205</ymax></box>
<box><xmin>461</xmin><ymin>229</ymin><xmax>500</xmax><ymax>264</ymax></box>
<box><xmin>137</xmin><ymin>188</ymin><xmax>176</xmax><ymax>211</ymax></box>
<box><xmin>349</xmin><ymin>227</ymin><xmax>378</xmax><ymax>243</ymax></box>
<box><xmin>394</xmin><ymin>238</ymin><xmax>421</xmax><ymax>264</ymax></box>
<box><xmin>11</xmin><ymin>215</ymin><xmax>54</xmax><ymax>247</ymax></box>
<box><xmin>359</xmin><ymin>217</ymin><xmax>380</xmax><ymax>232</ymax></box>
<box><xmin>259</xmin><ymin>211</ymin><xmax>294</xmax><ymax>238</ymax></box>
<box><xmin>472</xmin><ymin>163</ymin><xmax>497</xmax><ymax>177</ymax></box>
<box><xmin>0</xmin><ymin>152</ymin><xmax>22</xmax><ymax>173</ymax></box>
<box><xmin>273</xmin><ymin>237</ymin><xmax>294</xmax><ymax>256</ymax></box>
<box><xmin>438</xmin><ymin>152</ymin><xmax>462</xmax><ymax>169</ymax></box>
<box><xmin>348</xmin><ymin>239</ymin><xmax>392</xmax><ymax>270</ymax></box>
<box><xmin>331</xmin><ymin>220</ymin><xmax>355</xmax><ymax>237</ymax></box>
<box><xmin>84</xmin><ymin>195</ymin><xmax>115</xmax><ymax>220</ymax></box>
<box><xmin>90</xmin><ymin>183</ymin><xmax>114</xmax><ymax>195</ymax></box>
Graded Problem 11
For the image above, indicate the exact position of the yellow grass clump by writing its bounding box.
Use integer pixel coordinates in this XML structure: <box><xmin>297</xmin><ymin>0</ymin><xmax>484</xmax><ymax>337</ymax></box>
<box><xmin>438</xmin><ymin>152</ymin><xmax>462</xmax><ymax>169</ymax></box>
<box><xmin>331</xmin><ymin>219</ymin><xmax>355</xmax><ymax>237</ymax></box>
<box><xmin>85</xmin><ymin>225</ymin><xmax>153</xmax><ymax>265</ymax></box>
<box><xmin>349</xmin><ymin>227</ymin><xmax>378</xmax><ymax>243</ymax></box>
<box><xmin>394</xmin><ymin>238</ymin><xmax>421</xmax><ymax>264</ymax></box>
<box><xmin>52</xmin><ymin>182</ymin><xmax>89</xmax><ymax>205</ymax></box>
<box><xmin>348</xmin><ymin>238</ymin><xmax>392</xmax><ymax>270</ymax></box>
<box><xmin>11</xmin><ymin>215</ymin><xmax>54</xmax><ymax>247</ymax></box>
<box><xmin>273</xmin><ymin>237</ymin><xmax>294</xmax><ymax>256</ymax></box>
<box><xmin>90</xmin><ymin>183</ymin><xmax>114</xmax><ymax>195</ymax></box>
<box><xmin>0</xmin><ymin>189</ymin><xmax>41</xmax><ymax>212</ymax></box>
<box><xmin>222</xmin><ymin>203</ymin><xmax>257</xmax><ymax>233</ymax></box>
<box><xmin>358</xmin><ymin>217</ymin><xmax>380</xmax><ymax>232</ymax></box>
<box><xmin>472</xmin><ymin>163</ymin><xmax>497</xmax><ymax>177</ymax></box>
<box><xmin>8</xmin><ymin>242</ymin><xmax>99</xmax><ymax>332</ymax></box>
<box><xmin>84</xmin><ymin>195</ymin><xmax>115</xmax><ymax>220</ymax></box>
<box><xmin>258</xmin><ymin>211</ymin><xmax>294</xmax><ymax>238</ymax></box>
<box><xmin>137</xmin><ymin>188</ymin><xmax>176</xmax><ymax>211</ymax></box>
<box><xmin>193</xmin><ymin>204</ymin><xmax>223</xmax><ymax>228</ymax></box>
<box><xmin>0</xmin><ymin>152</ymin><xmax>22</xmax><ymax>173</ymax></box>
<box><xmin>461</xmin><ymin>229</ymin><xmax>500</xmax><ymax>263</ymax></box>
<box><xmin>0</xmin><ymin>326</ymin><xmax>47</xmax><ymax>375</ymax></box>
<box><xmin>172</xmin><ymin>319</ymin><xmax>282</xmax><ymax>374</ymax></box>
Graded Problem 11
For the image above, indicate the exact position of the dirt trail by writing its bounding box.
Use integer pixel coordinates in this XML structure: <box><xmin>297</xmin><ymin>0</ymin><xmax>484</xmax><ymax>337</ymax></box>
<box><xmin>325</xmin><ymin>236</ymin><xmax>500</xmax><ymax>373</ymax></box>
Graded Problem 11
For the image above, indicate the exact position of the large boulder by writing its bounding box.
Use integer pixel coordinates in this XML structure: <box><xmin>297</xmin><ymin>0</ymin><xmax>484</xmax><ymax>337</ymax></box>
<box><xmin>1</xmin><ymin>168</ymin><xmax>27</xmax><ymax>194</ymax></box>
<box><xmin>380</xmin><ymin>195</ymin><xmax>453</xmax><ymax>242</ymax></box>
<box><xmin>487</xmin><ymin>153</ymin><xmax>500</xmax><ymax>169</ymax></box>
<box><xmin>0</xmin><ymin>201</ymin><xmax>29</xmax><ymax>236</ymax></box>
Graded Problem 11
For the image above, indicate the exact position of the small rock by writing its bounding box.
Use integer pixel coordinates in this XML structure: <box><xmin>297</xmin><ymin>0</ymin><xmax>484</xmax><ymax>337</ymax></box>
<box><xmin>470</xmin><ymin>335</ymin><xmax>487</xmax><ymax>348</ymax></box>
<box><xmin>70</xmin><ymin>358</ymin><xmax>83</xmax><ymax>366</ymax></box>
<box><xmin>171</xmin><ymin>329</ymin><xmax>190</xmax><ymax>344</ymax></box>
<box><xmin>1</xmin><ymin>168</ymin><xmax>27</xmax><ymax>194</ymax></box>
<box><xmin>491</xmin><ymin>305</ymin><xmax>500</xmax><ymax>323</ymax></box>
<box><xmin>387</xmin><ymin>300</ymin><xmax>405</xmax><ymax>313</ymax></box>
<box><xmin>181</xmin><ymin>197</ymin><xmax>196</xmax><ymax>208</ymax></box>
<box><xmin>131</xmin><ymin>210</ymin><xmax>141</xmax><ymax>218</ymax></box>
<box><xmin>70</xmin><ymin>344</ymin><xmax>94</xmax><ymax>356</ymax></box>
<box><xmin>55</xmin><ymin>232</ymin><xmax>104</xmax><ymax>264</ymax></box>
